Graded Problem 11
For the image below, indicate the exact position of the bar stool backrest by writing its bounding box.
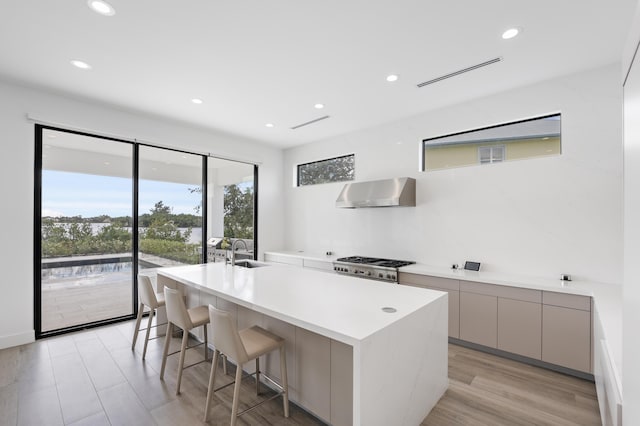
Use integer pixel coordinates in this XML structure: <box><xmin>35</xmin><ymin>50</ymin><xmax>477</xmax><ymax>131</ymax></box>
<box><xmin>164</xmin><ymin>287</ymin><xmax>193</xmax><ymax>330</ymax></box>
<box><xmin>138</xmin><ymin>274</ymin><xmax>159</xmax><ymax>308</ymax></box>
<box><xmin>208</xmin><ymin>305</ymin><xmax>249</xmax><ymax>364</ymax></box>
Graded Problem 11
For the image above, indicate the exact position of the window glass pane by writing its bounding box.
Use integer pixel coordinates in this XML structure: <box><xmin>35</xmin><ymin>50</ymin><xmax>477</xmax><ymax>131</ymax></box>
<box><xmin>297</xmin><ymin>154</ymin><xmax>354</xmax><ymax>186</ymax></box>
<box><xmin>206</xmin><ymin>158</ymin><xmax>254</xmax><ymax>262</ymax></box>
<box><xmin>138</xmin><ymin>146</ymin><xmax>203</xmax><ymax>275</ymax></box>
<box><xmin>41</xmin><ymin>129</ymin><xmax>133</xmax><ymax>332</ymax></box>
<box><xmin>424</xmin><ymin>114</ymin><xmax>561</xmax><ymax>171</ymax></box>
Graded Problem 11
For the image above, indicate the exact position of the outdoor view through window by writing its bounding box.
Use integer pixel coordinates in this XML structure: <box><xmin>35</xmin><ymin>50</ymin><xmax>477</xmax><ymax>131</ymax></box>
<box><xmin>39</xmin><ymin>128</ymin><xmax>255</xmax><ymax>334</ymax></box>
<box><xmin>423</xmin><ymin>114</ymin><xmax>561</xmax><ymax>171</ymax></box>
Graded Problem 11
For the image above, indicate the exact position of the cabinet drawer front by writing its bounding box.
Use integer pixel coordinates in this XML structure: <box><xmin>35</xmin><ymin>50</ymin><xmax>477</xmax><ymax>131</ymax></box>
<box><xmin>303</xmin><ymin>259</ymin><xmax>334</xmax><ymax>271</ymax></box>
<box><xmin>264</xmin><ymin>253</ymin><xmax>304</xmax><ymax>266</ymax></box>
<box><xmin>398</xmin><ymin>273</ymin><xmax>459</xmax><ymax>291</ymax></box>
<box><xmin>460</xmin><ymin>281</ymin><xmax>541</xmax><ymax>303</ymax></box>
<box><xmin>543</xmin><ymin>291</ymin><xmax>591</xmax><ymax>311</ymax></box>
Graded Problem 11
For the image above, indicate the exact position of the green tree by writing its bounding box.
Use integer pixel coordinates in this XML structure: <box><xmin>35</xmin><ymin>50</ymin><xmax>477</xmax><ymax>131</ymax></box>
<box><xmin>223</xmin><ymin>184</ymin><xmax>253</xmax><ymax>239</ymax></box>
<box><xmin>143</xmin><ymin>201</ymin><xmax>189</xmax><ymax>242</ymax></box>
<box><xmin>298</xmin><ymin>154</ymin><xmax>354</xmax><ymax>186</ymax></box>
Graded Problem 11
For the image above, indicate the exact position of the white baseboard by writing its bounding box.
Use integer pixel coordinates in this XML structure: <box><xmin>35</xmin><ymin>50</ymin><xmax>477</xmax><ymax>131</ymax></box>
<box><xmin>0</xmin><ymin>330</ymin><xmax>35</xmax><ymax>350</ymax></box>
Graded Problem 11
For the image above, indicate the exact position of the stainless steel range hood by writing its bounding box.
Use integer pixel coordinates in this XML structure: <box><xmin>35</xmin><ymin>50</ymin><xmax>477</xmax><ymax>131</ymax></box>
<box><xmin>336</xmin><ymin>177</ymin><xmax>416</xmax><ymax>208</ymax></box>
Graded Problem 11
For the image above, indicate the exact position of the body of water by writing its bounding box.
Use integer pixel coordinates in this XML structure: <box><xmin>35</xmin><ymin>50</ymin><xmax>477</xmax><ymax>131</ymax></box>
<box><xmin>55</xmin><ymin>223</ymin><xmax>203</xmax><ymax>244</ymax></box>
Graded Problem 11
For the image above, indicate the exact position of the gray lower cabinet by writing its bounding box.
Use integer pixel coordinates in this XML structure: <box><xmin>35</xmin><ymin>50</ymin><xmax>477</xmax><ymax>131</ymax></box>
<box><xmin>542</xmin><ymin>304</ymin><xmax>591</xmax><ymax>372</ymax></box>
<box><xmin>295</xmin><ymin>327</ymin><xmax>331</xmax><ymax>421</ymax></box>
<box><xmin>497</xmin><ymin>298</ymin><xmax>542</xmax><ymax>359</ymax></box>
<box><xmin>399</xmin><ymin>272</ymin><xmax>592</xmax><ymax>374</ymax></box>
<box><xmin>459</xmin><ymin>291</ymin><xmax>497</xmax><ymax>347</ymax></box>
<box><xmin>330</xmin><ymin>340</ymin><xmax>354</xmax><ymax>426</ymax></box>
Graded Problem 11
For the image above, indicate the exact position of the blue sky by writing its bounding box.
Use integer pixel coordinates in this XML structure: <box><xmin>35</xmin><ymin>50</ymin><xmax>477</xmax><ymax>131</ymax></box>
<box><xmin>42</xmin><ymin>170</ymin><xmax>202</xmax><ymax>217</ymax></box>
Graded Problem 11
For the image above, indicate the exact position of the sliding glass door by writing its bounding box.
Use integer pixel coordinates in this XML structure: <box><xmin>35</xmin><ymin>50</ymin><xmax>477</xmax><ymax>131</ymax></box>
<box><xmin>206</xmin><ymin>158</ymin><xmax>256</xmax><ymax>262</ymax></box>
<box><xmin>35</xmin><ymin>125</ymin><xmax>257</xmax><ymax>337</ymax></box>
<box><xmin>39</xmin><ymin>128</ymin><xmax>134</xmax><ymax>333</ymax></box>
<box><xmin>138</xmin><ymin>146</ymin><xmax>204</xmax><ymax>275</ymax></box>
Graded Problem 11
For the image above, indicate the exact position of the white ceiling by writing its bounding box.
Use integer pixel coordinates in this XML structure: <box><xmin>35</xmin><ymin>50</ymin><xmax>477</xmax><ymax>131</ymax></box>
<box><xmin>0</xmin><ymin>1</ymin><xmax>635</xmax><ymax>148</ymax></box>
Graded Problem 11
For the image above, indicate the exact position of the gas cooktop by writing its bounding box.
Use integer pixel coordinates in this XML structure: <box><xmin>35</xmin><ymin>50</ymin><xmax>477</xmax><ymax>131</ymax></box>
<box><xmin>333</xmin><ymin>256</ymin><xmax>415</xmax><ymax>282</ymax></box>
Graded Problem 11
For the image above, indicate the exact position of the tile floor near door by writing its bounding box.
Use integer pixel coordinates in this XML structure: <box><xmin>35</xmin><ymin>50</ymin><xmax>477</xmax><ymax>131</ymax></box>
<box><xmin>0</xmin><ymin>320</ymin><xmax>601</xmax><ymax>426</ymax></box>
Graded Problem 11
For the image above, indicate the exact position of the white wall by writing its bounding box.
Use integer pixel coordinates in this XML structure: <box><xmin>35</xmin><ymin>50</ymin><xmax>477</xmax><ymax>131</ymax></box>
<box><xmin>623</xmin><ymin>1</ymin><xmax>640</xmax><ymax>423</ymax></box>
<box><xmin>0</xmin><ymin>79</ymin><xmax>284</xmax><ymax>349</ymax></box>
<box><xmin>283</xmin><ymin>64</ymin><xmax>623</xmax><ymax>285</ymax></box>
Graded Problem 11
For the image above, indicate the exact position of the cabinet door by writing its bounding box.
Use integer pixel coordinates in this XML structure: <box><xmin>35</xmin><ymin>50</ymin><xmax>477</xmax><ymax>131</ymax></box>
<box><xmin>460</xmin><ymin>292</ymin><xmax>497</xmax><ymax>348</ymax></box>
<box><xmin>498</xmin><ymin>298</ymin><xmax>542</xmax><ymax>359</ymax></box>
<box><xmin>331</xmin><ymin>340</ymin><xmax>353</xmax><ymax>426</ymax></box>
<box><xmin>542</xmin><ymin>305</ymin><xmax>590</xmax><ymax>372</ymax></box>
<box><xmin>295</xmin><ymin>328</ymin><xmax>331</xmax><ymax>421</ymax></box>
<box><xmin>262</xmin><ymin>315</ymin><xmax>297</xmax><ymax>400</ymax></box>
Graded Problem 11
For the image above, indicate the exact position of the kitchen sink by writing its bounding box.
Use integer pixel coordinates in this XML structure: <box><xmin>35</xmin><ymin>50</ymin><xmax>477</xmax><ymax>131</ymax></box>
<box><xmin>234</xmin><ymin>260</ymin><xmax>269</xmax><ymax>268</ymax></box>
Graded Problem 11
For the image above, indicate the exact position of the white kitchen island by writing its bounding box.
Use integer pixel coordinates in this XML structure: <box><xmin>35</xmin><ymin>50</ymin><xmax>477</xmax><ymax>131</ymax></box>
<box><xmin>157</xmin><ymin>262</ymin><xmax>448</xmax><ymax>426</ymax></box>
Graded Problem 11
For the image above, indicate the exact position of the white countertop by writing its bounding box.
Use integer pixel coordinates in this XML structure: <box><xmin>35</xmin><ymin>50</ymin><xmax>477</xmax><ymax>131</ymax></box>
<box><xmin>158</xmin><ymin>262</ymin><xmax>446</xmax><ymax>345</ymax></box>
<box><xmin>263</xmin><ymin>251</ymin><xmax>622</xmax><ymax>375</ymax></box>
<box><xmin>264</xmin><ymin>250</ymin><xmax>339</xmax><ymax>262</ymax></box>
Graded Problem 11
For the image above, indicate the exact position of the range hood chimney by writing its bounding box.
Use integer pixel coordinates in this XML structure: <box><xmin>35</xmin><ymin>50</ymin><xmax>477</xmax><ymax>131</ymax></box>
<box><xmin>336</xmin><ymin>177</ymin><xmax>416</xmax><ymax>208</ymax></box>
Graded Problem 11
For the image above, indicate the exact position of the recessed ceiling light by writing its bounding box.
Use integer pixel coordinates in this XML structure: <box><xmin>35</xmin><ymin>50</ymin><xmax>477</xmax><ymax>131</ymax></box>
<box><xmin>104</xmin><ymin>161</ymin><xmax>110</xmax><ymax>165</ymax></box>
<box><xmin>314</xmin><ymin>103</ymin><xmax>324</xmax><ymax>109</ymax></box>
<box><xmin>386</xmin><ymin>74</ymin><xmax>399</xmax><ymax>82</ymax></box>
<box><xmin>71</xmin><ymin>60</ymin><xmax>92</xmax><ymax>70</ymax></box>
<box><xmin>265</xmin><ymin>123</ymin><xmax>274</xmax><ymax>128</ymax></box>
<box><xmin>87</xmin><ymin>0</ymin><xmax>115</xmax><ymax>16</ymax></box>
<box><xmin>191</xmin><ymin>98</ymin><xmax>203</xmax><ymax>104</ymax></box>
<box><xmin>502</xmin><ymin>28</ymin><xmax>520</xmax><ymax>40</ymax></box>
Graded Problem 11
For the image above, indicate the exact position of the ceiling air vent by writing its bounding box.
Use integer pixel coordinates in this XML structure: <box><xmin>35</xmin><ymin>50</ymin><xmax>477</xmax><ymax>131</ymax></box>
<box><xmin>417</xmin><ymin>57</ymin><xmax>503</xmax><ymax>88</ymax></box>
<box><xmin>290</xmin><ymin>115</ymin><xmax>330</xmax><ymax>130</ymax></box>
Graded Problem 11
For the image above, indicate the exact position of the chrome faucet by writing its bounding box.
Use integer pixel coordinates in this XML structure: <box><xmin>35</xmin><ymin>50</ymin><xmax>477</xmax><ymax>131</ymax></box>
<box><xmin>230</xmin><ymin>239</ymin><xmax>248</xmax><ymax>266</ymax></box>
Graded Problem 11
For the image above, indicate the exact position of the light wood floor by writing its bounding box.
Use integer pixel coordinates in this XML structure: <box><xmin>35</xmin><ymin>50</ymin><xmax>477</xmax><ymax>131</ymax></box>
<box><xmin>0</xmin><ymin>321</ymin><xmax>600</xmax><ymax>426</ymax></box>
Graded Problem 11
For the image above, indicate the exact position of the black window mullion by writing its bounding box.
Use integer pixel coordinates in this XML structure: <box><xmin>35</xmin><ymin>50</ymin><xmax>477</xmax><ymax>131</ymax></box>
<box><xmin>202</xmin><ymin>155</ymin><xmax>208</xmax><ymax>263</ymax></box>
<box><xmin>132</xmin><ymin>144</ymin><xmax>139</xmax><ymax>316</ymax></box>
<box><xmin>33</xmin><ymin>125</ymin><xmax>43</xmax><ymax>338</ymax></box>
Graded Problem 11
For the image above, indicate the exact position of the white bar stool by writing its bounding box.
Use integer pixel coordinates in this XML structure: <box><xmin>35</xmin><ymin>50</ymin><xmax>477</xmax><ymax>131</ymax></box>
<box><xmin>160</xmin><ymin>287</ymin><xmax>210</xmax><ymax>395</ymax></box>
<box><xmin>204</xmin><ymin>305</ymin><xmax>289</xmax><ymax>425</ymax></box>
<box><xmin>131</xmin><ymin>274</ymin><xmax>166</xmax><ymax>359</ymax></box>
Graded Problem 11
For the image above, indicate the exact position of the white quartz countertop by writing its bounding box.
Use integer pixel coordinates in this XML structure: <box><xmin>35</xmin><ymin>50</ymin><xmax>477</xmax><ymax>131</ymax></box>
<box><xmin>401</xmin><ymin>263</ymin><xmax>599</xmax><ymax>296</ymax></box>
<box><xmin>158</xmin><ymin>262</ymin><xmax>446</xmax><ymax>345</ymax></box>
<box><xmin>264</xmin><ymin>250</ymin><xmax>338</xmax><ymax>262</ymax></box>
<box><xmin>263</xmin><ymin>251</ymin><xmax>622</xmax><ymax>374</ymax></box>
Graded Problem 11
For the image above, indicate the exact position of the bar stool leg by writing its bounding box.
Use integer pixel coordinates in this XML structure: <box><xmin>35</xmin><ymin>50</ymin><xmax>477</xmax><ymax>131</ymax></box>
<box><xmin>176</xmin><ymin>329</ymin><xmax>190</xmax><ymax>395</ymax></box>
<box><xmin>160</xmin><ymin>322</ymin><xmax>173</xmax><ymax>380</ymax></box>
<box><xmin>230</xmin><ymin>362</ymin><xmax>243</xmax><ymax>426</ymax></box>
<box><xmin>255</xmin><ymin>358</ymin><xmax>260</xmax><ymax>395</ymax></box>
<box><xmin>222</xmin><ymin>354</ymin><xmax>228</xmax><ymax>375</ymax></box>
<box><xmin>203</xmin><ymin>323</ymin><xmax>208</xmax><ymax>361</ymax></box>
<box><xmin>280</xmin><ymin>347</ymin><xmax>289</xmax><ymax>417</ymax></box>
<box><xmin>132</xmin><ymin>302</ymin><xmax>144</xmax><ymax>350</ymax></box>
<box><xmin>204</xmin><ymin>349</ymin><xmax>220</xmax><ymax>421</ymax></box>
<box><xmin>142</xmin><ymin>308</ymin><xmax>154</xmax><ymax>360</ymax></box>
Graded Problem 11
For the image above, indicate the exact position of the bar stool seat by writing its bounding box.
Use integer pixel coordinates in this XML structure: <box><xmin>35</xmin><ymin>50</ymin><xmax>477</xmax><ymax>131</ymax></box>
<box><xmin>160</xmin><ymin>287</ymin><xmax>210</xmax><ymax>395</ymax></box>
<box><xmin>132</xmin><ymin>274</ymin><xmax>166</xmax><ymax>359</ymax></box>
<box><xmin>204</xmin><ymin>305</ymin><xmax>289</xmax><ymax>425</ymax></box>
